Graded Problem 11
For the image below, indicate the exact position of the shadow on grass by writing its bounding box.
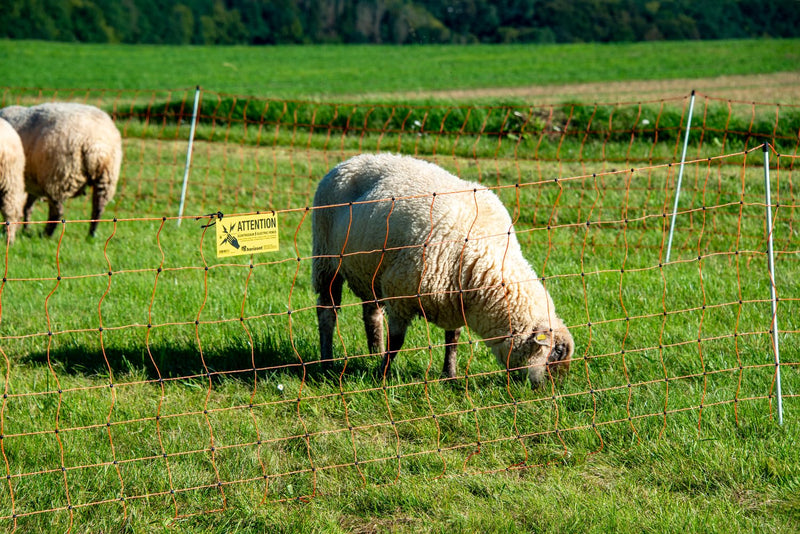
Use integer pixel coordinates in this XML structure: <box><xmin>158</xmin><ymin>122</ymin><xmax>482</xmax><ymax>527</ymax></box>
<box><xmin>20</xmin><ymin>333</ymin><xmax>378</xmax><ymax>386</ymax></box>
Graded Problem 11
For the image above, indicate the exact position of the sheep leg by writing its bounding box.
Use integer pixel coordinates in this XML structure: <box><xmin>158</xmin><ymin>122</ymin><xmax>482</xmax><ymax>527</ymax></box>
<box><xmin>378</xmin><ymin>318</ymin><xmax>409</xmax><ymax>378</ymax></box>
<box><xmin>0</xmin><ymin>193</ymin><xmax>22</xmax><ymax>245</ymax></box>
<box><xmin>316</xmin><ymin>273</ymin><xmax>344</xmax><ymax>365</ymax></box>
<box><xmin>90</xmin><ymin>181</ymin><xmax>113</xmax><ymax>237</ymax></box>
<box><xmin>22</xmin><ymin>194</ymin><xmax>37</xmax><ymax>225</ymax></box>
<box><xmin>442</xmin><ymin>328</ymin><xmax>461</xmax><ymax>379</ymax></box>
<box><xmin>362</xmin><ymin>301</ymin><xmax>384</xmax><ymax>356</ymax></box>
<box><xmin>44</xmin><ymin>199</ymin><xmax>64</xmax><ymax>237</ymax></box>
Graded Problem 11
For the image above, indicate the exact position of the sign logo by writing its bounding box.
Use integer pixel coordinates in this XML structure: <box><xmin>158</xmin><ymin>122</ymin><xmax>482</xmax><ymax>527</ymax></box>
<box><xmin>216</xmin><ymin>213</ymin><xmax>279</xmax><ymax>257</ymax></box>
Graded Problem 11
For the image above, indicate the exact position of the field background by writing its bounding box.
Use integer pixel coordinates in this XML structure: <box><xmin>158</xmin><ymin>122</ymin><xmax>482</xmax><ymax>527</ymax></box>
<box><xmin>0</xmin><ymin>39</ymin><xmax>798</xmax><ymax>533</ymax></box>
<box><xmin>2</xmin><ymin>39</ymin><xmax>800</xmax><ymax>102</ymax></box>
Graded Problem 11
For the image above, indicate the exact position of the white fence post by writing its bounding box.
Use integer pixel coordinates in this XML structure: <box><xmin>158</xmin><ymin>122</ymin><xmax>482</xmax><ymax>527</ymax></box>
<box><xmin>664</xmin><ymin>90</ymin><xmax>696</xmax><ymax>263</ymax></box>
<box><xmin>762</xmin><ymin>142</ymin><xmax>783</xmax><ymax>425</ymax></box>
<box><xmin>177</xmin><ymin>86</ymin><xmax>201</xmax><ymax>226</ymax></box>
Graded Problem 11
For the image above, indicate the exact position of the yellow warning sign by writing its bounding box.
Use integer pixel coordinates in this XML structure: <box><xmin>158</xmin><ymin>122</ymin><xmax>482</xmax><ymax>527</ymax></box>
<box><xmin>216</xmin><ymin>213</ymin><xmax>279</xmax><ymax>257</ymax></box>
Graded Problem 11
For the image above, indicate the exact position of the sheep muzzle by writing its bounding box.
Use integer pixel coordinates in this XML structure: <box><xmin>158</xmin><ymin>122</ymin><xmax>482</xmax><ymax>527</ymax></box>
<box><xmin>546</xmin><ymin>340</ymin><xmax>571</xmax><ymax>374</ymax></box>
<box><xmin>525</xmin><ymin>326</ymin><xmax>574</xmax><ymax>386</ymax></box>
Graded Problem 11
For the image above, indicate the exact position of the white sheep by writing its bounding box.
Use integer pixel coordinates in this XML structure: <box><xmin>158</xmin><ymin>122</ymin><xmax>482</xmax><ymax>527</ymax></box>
<box><xmin>312</xmin><ymin>153</ymin><xmax>574</xmax><ymax>386</ymax></box>
<box><xmin>0</xmin><ymin>118</ymin><xmax>25</xmax><ymax>245</ymax></box>
<box><xmin>0</xmin><ymin>103</ymin><xmax>122</xmax><ymax>237</ymax></box>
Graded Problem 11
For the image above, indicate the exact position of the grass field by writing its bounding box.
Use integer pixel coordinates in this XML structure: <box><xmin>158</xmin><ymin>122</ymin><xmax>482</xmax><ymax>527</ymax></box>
<box><xmin>2</xmin><ymin>39</ymin><xmax>799</xmax><ymax>100</ymax></box>
<box><xmin>0</xmin><ymin>40</ymin><xmax>798</xmax><ymax>533</ymax></box>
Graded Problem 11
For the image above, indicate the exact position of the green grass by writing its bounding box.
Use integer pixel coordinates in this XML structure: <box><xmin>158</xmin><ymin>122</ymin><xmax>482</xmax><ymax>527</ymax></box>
<box><xmin>1</xmin><ymin>39</ymin><xmax>798</xmax><ymax>98</ymax></box>
<box><xmin>8</xmin><ymin>84</ymin><xmax>799</xmax><ymax>173</ymax></box>
<box><xmin>0</xmin><ymin>40</ymin><xmax>798</xmax><ymax>532</ymax></box>
<box><xmin>0</xmin><ymin>134</ymin><xmax>797</xmax><ymax>531</ymax></box>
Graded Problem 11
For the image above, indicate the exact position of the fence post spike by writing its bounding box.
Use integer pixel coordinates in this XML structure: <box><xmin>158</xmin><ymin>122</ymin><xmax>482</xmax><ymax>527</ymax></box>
<box><xmin>665</xmin><ymin>89</ymin><xmax>696</xmax><ymax>264</ymax></box>
<box><xmin>762</xmin><ymin>142</ymin><xmax>783</xmax><ymax>425</ymax></box>
<box><xmin>177</xmin><ymin>86</ymin><xmax>201</xmax><ymax>226</ymax></box>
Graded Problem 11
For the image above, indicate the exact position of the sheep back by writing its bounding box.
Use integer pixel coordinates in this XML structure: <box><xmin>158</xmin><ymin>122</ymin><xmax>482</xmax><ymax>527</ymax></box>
<box><xmin>312</xmin><ymin>153</ymin><xmax>565</xmax><ymax>357</ymax></box>
<box><xmin>0</xmin><ymin>103</ymin><xmax>122</xmax><ymax>203</ymax></box>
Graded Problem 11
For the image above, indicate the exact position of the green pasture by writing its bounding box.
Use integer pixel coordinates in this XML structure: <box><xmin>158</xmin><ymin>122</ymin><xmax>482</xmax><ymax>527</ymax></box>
<box><xmin>0</xmin><ymin>40</ymin><xmax>798</xmax><ymax>532</ymax></box>
<box><xmin>8</xmin><ymin>83</ymin><xmax>800</xmax><ymax>174</ymax></box>
<box><xmin>0</xmin><ymin>135</ymin><xmax>797</xmax><ymax>531</ymax></box>
<box><xmin>1</xmin><ymin>39</ymin><xmax>798</xmax><ymax>99</ymax></box>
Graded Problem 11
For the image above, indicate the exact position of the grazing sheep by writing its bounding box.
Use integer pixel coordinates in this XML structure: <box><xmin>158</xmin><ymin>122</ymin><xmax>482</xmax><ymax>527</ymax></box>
<box><xmin>0</xmin><ymin>118</ymin><xmax>25</xmax><ymax>245</ymax></box>
<box><xmin>312</xmin><ymin>153</ymin><xmax>574</xmax><ymax>387</ymax></box>
<box><xmin>0</xmin><ymin>103</ymin><xmax>122</xmax><ymax>237</ymax></box>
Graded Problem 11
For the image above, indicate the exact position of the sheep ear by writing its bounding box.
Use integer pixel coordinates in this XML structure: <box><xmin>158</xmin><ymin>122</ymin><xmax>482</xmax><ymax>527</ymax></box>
<box><xmin>531</xmin><ymin>331</ymin><xmax>550</xmax><ymax>346</ymax></box>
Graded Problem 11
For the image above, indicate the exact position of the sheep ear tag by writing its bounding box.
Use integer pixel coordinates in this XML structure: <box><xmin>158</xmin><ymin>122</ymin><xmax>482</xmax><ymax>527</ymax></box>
<box><xmin>532</xmin><ymin>332</ymin><xmax>550</xmax><ymax>346</ymax></box>
<box><xmin>216</xmin><ymin>212</ymin><xmax>279</xmax><ymax>258</ymax></box>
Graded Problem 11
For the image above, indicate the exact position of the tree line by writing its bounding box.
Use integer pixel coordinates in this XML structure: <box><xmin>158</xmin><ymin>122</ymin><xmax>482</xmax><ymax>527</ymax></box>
<box><xmin>2</xmin><ymin>0</ymin><xmax>798</xmax><ymax>45</ymax></box>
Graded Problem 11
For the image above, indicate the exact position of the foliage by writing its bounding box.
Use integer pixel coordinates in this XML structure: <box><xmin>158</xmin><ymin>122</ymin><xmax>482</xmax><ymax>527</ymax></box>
<box><xmin>1</xmin><ymin>0</ymin><xmax>799</xmax><ymax>45</ymax></box>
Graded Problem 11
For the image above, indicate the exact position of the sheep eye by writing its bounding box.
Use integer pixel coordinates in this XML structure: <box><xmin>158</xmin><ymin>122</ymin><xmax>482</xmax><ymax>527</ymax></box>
<box><xmin>548</xmin><ymin>343</ymin><xmax>567</xmax><ymax>362</ymax></box>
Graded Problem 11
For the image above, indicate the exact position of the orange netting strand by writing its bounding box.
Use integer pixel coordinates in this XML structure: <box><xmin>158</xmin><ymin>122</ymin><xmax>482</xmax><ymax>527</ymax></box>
<box><xmin>42</xmin><ymin>224</ymin><xmax>75</xmax><ymax>530</ymax></box>
<box><xmin>195</xmin><ymin>220</ymin><xmax>227</xmax><ymax>514</ymax></box>
<box><xmin>238</xmin><ymin>252</ymin><xmax>271</xmax><ymax>505</ymax></box>
<box><xmin>98</xmin><ymin>219</ymin><xmax>127</xmax><ymax>518</ymax></box>
<box><xmin>143</xmin><ymin>217</ymin><xmax>180</xmax><ymax>516</ymax></box>
<box><xmin>0</xmin><ymin>186</ymin><xmax>17</xmax><ymax>529</ymax></box>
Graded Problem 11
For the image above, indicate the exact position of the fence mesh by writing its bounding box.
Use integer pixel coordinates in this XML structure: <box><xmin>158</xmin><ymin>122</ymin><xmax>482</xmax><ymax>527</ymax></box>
<box><xmin>0</xmin><ymin>87</ymin><xmax>797</xmax><ymax>529</ymax></box>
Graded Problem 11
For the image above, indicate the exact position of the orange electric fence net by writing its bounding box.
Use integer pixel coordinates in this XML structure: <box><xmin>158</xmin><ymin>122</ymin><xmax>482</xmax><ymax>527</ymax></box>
<box><xmin>2</xmin><ymin>86</ymin><xmax>799</xmax><ymax>217</ymax></box>
<box><xmin>0</xmin><ymin>87</ymin><xmax>796</xmax><ymax>529</ymax></box>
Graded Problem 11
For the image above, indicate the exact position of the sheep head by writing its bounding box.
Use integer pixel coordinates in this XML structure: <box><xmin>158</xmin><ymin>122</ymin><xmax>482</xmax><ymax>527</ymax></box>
<box><xmin>491</xmin><ymin>319</ymin><xmax>574</xmax><ymax>388</ymax></box>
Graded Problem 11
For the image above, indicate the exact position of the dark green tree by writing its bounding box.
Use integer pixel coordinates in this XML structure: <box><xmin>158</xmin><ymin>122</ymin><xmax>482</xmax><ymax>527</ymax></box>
<box><xmin>2</xmin><ymin>0</ymin><xmax>799</xmax><ymax>45</ymax></box>
<box><xmin>69</xmin><ymin>0</ymin><xmax>114</xmax><ymax>42</ymax></box>
<box><xmin>168</xmin><ymin>4</ymin><xmax>195</xmax><ymax>44</ymax></box>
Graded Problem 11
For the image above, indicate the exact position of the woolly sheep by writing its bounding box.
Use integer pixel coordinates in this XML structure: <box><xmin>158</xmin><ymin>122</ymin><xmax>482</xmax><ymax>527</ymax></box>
<box><xmin>0</xmin><ymin>118</ymin><xmax>25</xmax><ymax>245</ymax></box>
<box><xmin>0</xmin><ymin>103</ymin><xmax>122</xmax><ymax>237</ymax></box>
<box><xmin>312</xmin><ymin>153</ymin><xmax>574</xmax><ymax>387</ymax></box>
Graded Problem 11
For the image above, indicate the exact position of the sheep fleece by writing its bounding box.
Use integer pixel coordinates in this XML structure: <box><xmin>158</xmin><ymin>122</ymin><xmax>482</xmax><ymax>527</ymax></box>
<box><xmin>0</xmin><ymin>118</ymin><xmax>25</xmax><ymax>244</ymax></box>
<box><xmin>312</xmin><ymin>153</ymin><xmax>573</xmax><ymax>382</ymax></box>
<box><xmin>0</xmin><ymin>103</ymin><xmax>122</xmax><ymax>235</ymax></box>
